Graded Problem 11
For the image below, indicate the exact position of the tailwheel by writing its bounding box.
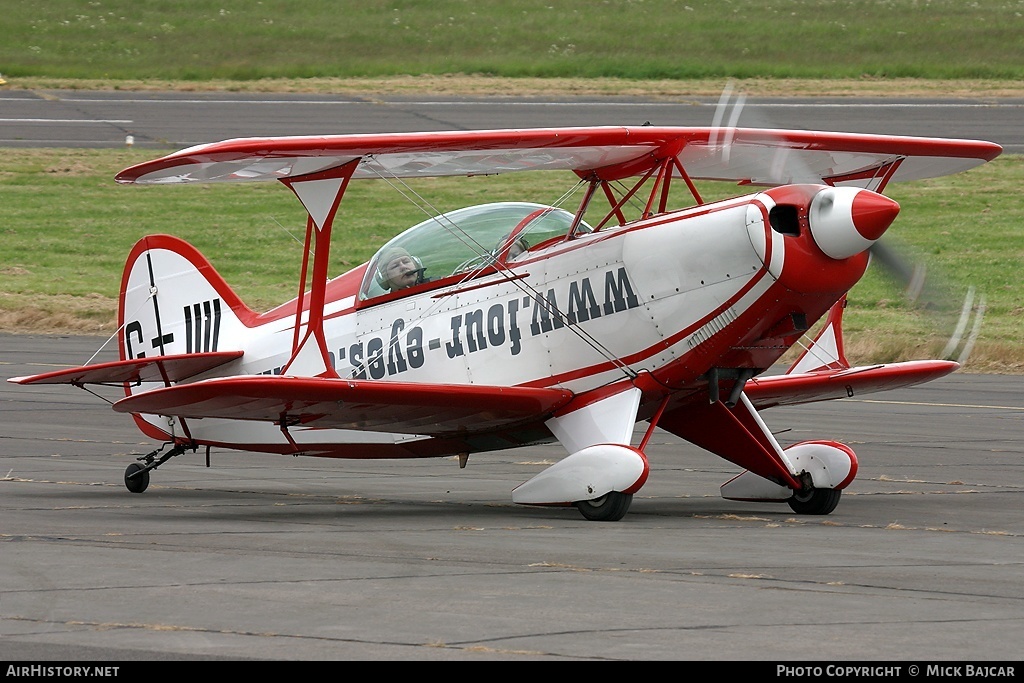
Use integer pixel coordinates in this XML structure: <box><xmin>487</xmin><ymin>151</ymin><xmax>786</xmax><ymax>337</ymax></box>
<box><xmin>787</xmin><ymin>487</ymin><xmax>841</xmax><ymax>515</ymax></box>
<box><xmin>575</xmin><ymin>491</ymin><xmax>632</xmax><ymax>522</ymax></box>
<box><xmin>124</xmin><ymin>462</ymin><xmax>150</xmax><ymax>494</ymax></box>
<box><xmin>122</xmin><ymin>441</ymin><xmax>195</xmax><ymax>494</ymax></box>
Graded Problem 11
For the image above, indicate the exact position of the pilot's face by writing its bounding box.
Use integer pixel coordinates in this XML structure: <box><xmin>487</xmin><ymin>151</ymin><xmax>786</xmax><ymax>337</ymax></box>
<box><xmin>384</xmin><ymin>255</ymin><xmax>418</xmax><ymax>290</ymax></box>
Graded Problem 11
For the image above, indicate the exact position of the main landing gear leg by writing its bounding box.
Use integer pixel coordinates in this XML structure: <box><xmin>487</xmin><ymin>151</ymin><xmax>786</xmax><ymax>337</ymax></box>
<box><xmin>124</xmin><ymin>442</ymin><xmax>195</xmax><ymax>493</ymax></box>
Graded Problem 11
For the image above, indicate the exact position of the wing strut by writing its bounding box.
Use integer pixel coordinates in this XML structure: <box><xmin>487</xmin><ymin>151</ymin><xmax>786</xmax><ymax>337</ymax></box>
<box><xmin>586</xmin><ymin>152</ymin><xmax>701</xmax><ymax>232</ymax></box>
<box><xmin>672</xmin><ymin>155</ymin><xmax>704</xmax><ymax>205</ymax></box>
<box><xmin>593</xmin><ymin>164</ymin><xmax>661</xmax><ymax>230</ymax></box>
<box><xmin>291</xmin><ymin>216</ymin><xmax>314</xmax><ymax>354</ymax></box>
<box><xmin>278</xmin><ymin>159</ymin><xmax>360</xmax><ymax>378</ymax></box>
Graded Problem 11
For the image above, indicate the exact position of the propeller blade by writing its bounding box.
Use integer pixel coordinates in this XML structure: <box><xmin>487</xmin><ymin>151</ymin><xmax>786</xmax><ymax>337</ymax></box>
<box><xmin>868</xmin><ymin>239</ymin><xmax>986</xmax><ymax>363</ymax></box>
<box><xmin>707</xmin><ymin>80</ymin><xmax>985</xmax><ymax>365</ymax></box>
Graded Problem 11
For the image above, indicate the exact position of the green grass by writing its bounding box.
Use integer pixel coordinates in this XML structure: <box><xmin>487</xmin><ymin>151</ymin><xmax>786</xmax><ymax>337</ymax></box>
<box><xmin>1</xmin><ymin>148</ymin><xmax>1020</xmax><ymax>371</ymax></box>
<box><xmin>3</xmin><ymin>0</ymin><xmax>1024</xmax><ymax>81</ymax></box>
<box><xmin>844</xmin><ymin>155</ymin><xmax>1024</xmax><ymax>371</ymax></box>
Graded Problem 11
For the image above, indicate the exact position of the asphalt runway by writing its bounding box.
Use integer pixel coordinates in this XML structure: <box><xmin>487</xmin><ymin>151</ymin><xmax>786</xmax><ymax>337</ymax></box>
<box><xmin>1</xmin><ymin>89</ymin><xmax>1022</xmax><ymax>153</ymax></box>
<box><xmin>1</xmin><ymin>334</ymin><xmax>1022</xmax><ymax>661</ymax></box>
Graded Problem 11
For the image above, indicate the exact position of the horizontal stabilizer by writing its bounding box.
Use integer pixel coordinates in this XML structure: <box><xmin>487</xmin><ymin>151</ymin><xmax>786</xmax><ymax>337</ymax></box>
<box><xmin>8</xmin><ymin>351</ymin><xmax>244</xmax><ymax>386</ymax></box>
<box><xmin>112</xmin><ymin>375</ymin><xmax>574</xmax><ymax>437</ymax></box>
<box><xmin>744</xmin><ymin>359</ymin><xmax>959</xmax><ymax>409</ymax></box>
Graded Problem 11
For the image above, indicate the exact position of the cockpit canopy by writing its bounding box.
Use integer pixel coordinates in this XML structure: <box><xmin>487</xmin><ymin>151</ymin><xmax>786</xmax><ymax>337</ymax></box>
<box><xmin>359</xmin><ymin>202</ymin><xmax>591</xmax><ymax>300</ymax></box>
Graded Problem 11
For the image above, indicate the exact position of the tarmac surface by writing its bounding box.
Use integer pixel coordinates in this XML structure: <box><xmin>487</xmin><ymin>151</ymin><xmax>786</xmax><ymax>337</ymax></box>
<box><xmin>1</xmin><ymin>334</ymin><xmax>1022</xmax><ymax>661</ymax></box>
<box><xmin>1</xmin><ymin>89</ymin><xmax>1021</xmax><ymax>153</ymax></box>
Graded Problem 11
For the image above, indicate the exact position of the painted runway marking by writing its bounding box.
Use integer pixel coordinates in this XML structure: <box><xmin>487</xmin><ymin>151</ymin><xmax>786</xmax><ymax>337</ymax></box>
<box><xmin>0</xmin><ymin>118</ymin><xmax>133</xmax><ymax>123</ymax></box>
<box><xmin>852</xmin><ymin>398</ymin><xmax>1024</xmax><ymax>411</ymax></box>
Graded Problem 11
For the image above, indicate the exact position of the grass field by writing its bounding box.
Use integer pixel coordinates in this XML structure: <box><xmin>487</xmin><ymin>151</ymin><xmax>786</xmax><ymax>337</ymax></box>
<box><xmin>3</xmin><ymin>0</ymin><xmax>1024</xmax><ymax>82</ymax></box>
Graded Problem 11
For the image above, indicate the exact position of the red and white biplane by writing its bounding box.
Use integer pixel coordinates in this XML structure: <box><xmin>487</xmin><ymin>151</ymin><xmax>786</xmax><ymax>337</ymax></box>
<box><xmin>10</xmin><ymin>125</ymin><xmax>1001</xmax><ymax>521</ymax></box>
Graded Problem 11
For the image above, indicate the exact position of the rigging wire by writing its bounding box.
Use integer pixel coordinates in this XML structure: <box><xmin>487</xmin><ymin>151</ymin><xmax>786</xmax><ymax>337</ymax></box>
<box><xmin>358</xmin><ymin>158</ymin><xmax>640</xmax><ymax>381</ymax></box>
<box><xmin>270</xmin><ymin>214</ymin><xmax>310</xmax><ymax>253</ymax></box>
<box><xmin>83</xmin><ymin>288</ymin><xmax>158</xmax><ymax>367</ymax></box>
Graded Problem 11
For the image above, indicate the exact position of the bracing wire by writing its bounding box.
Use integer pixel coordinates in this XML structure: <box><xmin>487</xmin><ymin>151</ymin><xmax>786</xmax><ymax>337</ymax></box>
<box><xmin>84</xmin><ymin>288</ymin><xmax>158</xmax><ymax>367</ymax></box>
<box><xmin>357</xmin><ymin>158</ymin><xmax>640</xmax><ymax>381</ymax></box>
<box><xmin>270</xmin><ymin>214</ymin><xmax>310</xmax><ymax>253</ymax></box>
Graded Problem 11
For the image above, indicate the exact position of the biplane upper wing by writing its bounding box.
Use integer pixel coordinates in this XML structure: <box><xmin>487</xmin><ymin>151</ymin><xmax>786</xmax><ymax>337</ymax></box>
<box><xmin>114</xmin><ymin>126</ymin><xmax>1002</xmax><ymax>189</ymax></box>
<box><xmin>8</xmin><ymin>351</ymin><xmax>244</xmax><ymax>386</ymax></box>
<box><xmin>111</xmin><ymin>376</ymin><xmax>574</xmax><ymax>437</ymax></box>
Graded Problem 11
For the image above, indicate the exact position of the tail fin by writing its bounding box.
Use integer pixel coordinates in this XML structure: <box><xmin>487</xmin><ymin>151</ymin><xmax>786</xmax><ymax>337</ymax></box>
<box><xmin>784</xmin><ymin>296</ymin><xmax>850</xmax><ymax>375</ymax></box>
<box><xmin>119</xmin><ymin>235</ymin><xmax>256</xmax><ymax>364</ymax></box>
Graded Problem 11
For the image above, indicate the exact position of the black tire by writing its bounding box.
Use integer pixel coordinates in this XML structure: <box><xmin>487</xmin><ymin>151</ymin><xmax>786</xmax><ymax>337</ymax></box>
<box><xmin>124</xmin><ymin>462</ymin><xmax>150</xmax><ymax>494</ymax></box>
<box><xmin>575</xmin><ymin>491</ymin><xmax>632</xmax><ymax>521</ymax></box>
<box><xmin>787</xmin><ymin>487</ymin><xmax>841</xmax><ymax>515</ymax></box>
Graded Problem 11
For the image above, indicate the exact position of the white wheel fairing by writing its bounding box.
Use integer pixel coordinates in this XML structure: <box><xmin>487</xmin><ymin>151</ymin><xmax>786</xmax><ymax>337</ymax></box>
<box><xmin>511</xmin><ymin>443</ymin><xmax>650</xmax><ymax>506</ymax></box>
<box><xmin>720</xmin><ymin>440</ymin><xmax>858</xmax><ymax>501</ymax></box>
<box><xmin>784</xmin><ymin>440</ymin><xmax>859</xmax><ymax>490</ymax></box>
<box><xmin>720</xmin><ymin>469</ymin><xmax>792</xmax><ymax>501</ymax></box>
<box><xmin>545</xmin><ymin>387</ymin><xmax>642</xmax><ymax>454</ymax></box>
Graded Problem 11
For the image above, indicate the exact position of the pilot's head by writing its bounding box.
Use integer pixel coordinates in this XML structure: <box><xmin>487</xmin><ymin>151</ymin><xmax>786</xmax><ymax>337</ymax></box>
<box><xmin>379</xmin><ymin>247</ymin><xmax>420</xmax><ymax>291</ymax></box>
<box><xmin>507</xmin><ymin>238</ymin><xmax>527</xmax><ymax>259</ymax></box>
<box><xmin>499</xmin><ymin>233</ymin><xmax>529</xmax><ymax>260</ymax></box>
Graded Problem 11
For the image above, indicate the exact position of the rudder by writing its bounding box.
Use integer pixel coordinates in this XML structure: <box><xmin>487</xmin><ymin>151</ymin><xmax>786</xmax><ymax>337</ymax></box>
<box><xmin>119</xmin><ymin>235</ymin><xmax>255</xmax><ymax>365</ymax></box>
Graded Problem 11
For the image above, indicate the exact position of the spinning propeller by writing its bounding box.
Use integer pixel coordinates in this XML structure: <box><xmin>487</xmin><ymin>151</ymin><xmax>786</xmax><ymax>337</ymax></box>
<box><xmin>705</xmin><ymin>82</ymin><xmax>984</xmax><ymax>364</ymax></box>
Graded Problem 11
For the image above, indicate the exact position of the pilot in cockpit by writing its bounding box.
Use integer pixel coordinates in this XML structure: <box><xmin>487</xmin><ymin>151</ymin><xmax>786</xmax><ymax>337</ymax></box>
<box><xmin>500</xmin><ymin>234</ymin><xmax>529</xmax><ymax>260</ymax></box>
<box><xmin>378</xmin><ymin>247</ymin><xmax>429</xmax><ymax>292</ymax></box>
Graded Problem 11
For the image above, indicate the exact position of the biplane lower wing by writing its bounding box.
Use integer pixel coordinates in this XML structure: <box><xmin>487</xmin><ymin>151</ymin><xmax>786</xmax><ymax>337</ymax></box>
<box><xmin>111</xmin><ymin>376</ymin><xmax>575</xmax><ymax>437</ymax></box>
<box><xmin>647</xmin><ymin>358</ymin><xmax>958</xmax><ymax>489</ymax></box>
<box><xmin>741</xmin><ymin>296</ymin><xmax>959</xmax><ymax>409</ymax></box>
<box><xmin>9</xmin><ymin>351</ymin><xmax>244</xmax><ymax>386</ymax></box>
<box><xmin>743</xmin><ymin>359</ymin><xmax>959</xmax><ymax>410</ymax></box>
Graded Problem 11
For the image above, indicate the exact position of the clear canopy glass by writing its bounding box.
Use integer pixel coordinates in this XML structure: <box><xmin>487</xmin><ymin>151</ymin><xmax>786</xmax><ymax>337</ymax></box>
<box><xmin>359</xmin><ymin>202</ymin><xmax>591</xmax><ymax>300</ymax></box>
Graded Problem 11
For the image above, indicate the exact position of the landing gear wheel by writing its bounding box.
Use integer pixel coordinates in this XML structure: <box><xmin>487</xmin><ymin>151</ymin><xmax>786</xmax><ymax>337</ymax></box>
<box><xmin>575</xmin><ymin>491</ymin><xmax>632</xmax><ymax>521</ymax></box>
<box><xmin>787</xmin><ymin>487</ymin><xmax>841</xmax><ymax>515</ymax></box>
<box><xmin>124</xmin><ymin>462</ymin><xmax>150</xmax><ymax>494</ymax></box>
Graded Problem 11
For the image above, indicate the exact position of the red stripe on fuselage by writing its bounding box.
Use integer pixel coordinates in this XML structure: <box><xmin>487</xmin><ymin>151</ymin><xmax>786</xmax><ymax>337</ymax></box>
<box><xmin>519</xmin><ymin>266</ymin><xmax>775</xmax><ymax>389</ymax></box>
